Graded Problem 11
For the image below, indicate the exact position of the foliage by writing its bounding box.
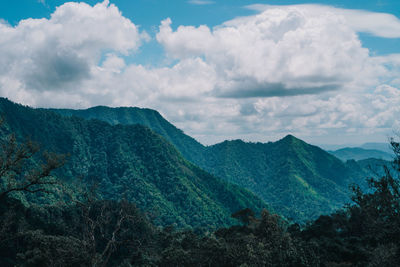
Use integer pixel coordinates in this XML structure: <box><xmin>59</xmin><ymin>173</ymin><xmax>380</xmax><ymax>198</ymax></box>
<box><xmin>49</xmin><ymin>105</ymin><xmax>206</xmax><ymax>165</ymax></box>
<box><xmin>0</xmin><ymin>98</ymin><xmax>266</xmax><ymax>229</ymax></box>
<box><xmin>0</xmin><ymin>199</ymin><xmax>319</xmax><ymax>267</ymax></box>
<box><xmin>200</xmin><ymin>136</ymin><xmax>377</xmax><ymax>222</ymax></box>
<box><xmin>299</xmin><ymin>139</ymin><xmax>400</xmax><ymax>266</ymax></box>
<box><xmin>1</xmin><ymin>97</ymin><xmax>399</xmax><ymax>266</ymax></box>
<box><xmin>0</xmin><ymin>130</ymin><xmax>65</xmax><ymax>200</ymax></box>
<box><xmin>0</xmin><ymin>196</ymin><xmax>158</xmax><ymax>266</ymax></box>
<box><xmin>49</xmin><ymin>103</ymin><xmax>383</xmax><ymax>223</ymax></box>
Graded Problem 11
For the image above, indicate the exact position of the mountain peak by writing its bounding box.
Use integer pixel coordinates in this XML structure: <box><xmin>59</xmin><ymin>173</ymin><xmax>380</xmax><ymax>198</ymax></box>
<box><xmin>279</xmin><ymin>134</ymin><xmax>303</xmax><ymax>144</ymax></box>
<box><xmin>283</xmin><ymin>134</ymin><xmax>296</xmax><ymax>140</ymax></box>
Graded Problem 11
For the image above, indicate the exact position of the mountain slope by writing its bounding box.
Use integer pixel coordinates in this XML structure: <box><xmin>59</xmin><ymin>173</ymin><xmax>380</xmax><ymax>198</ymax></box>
<box><xmin>47</xmin><ymin>103</ymin><xmax>383</xmax><ymax>222</ymax></box>
<box><xmin>201</xmin><ymin>135</ymin><xmax>372</xmax><ymax>221</ymax></box>
<box><xmin>0</xmin><ymin>98</ymin><xmax>266</xmax><ymax>229</ymax></box>
<box><xmin>329</xmin><ymin>147</ymin><xmax>393</xmax><ymax>161</ymax></box>
<box><xmin>49</xmin><ymin>106</ymin><xmax>206</xmax><ymax>165</ymax></box>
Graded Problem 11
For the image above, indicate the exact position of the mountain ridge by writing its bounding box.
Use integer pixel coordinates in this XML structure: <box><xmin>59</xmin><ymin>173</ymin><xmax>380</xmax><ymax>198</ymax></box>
<box><xmin>0</xmin><ymin>97</ymin><xmax>266</xmax><ymax>229</ymax></box>
<box><xmin>47</xmin><ymin>105</ymin><xmax>206</xmax><ymax>165</ymax></box>
<box><xmin>329</xmin><ymin>147</ymin><xmax>393</xmax><ymax>161</ymax></box>
<box><xmin>38</xmin><ymin>100</ymin><xmax>388</xmax><ymax>221</ymax></box>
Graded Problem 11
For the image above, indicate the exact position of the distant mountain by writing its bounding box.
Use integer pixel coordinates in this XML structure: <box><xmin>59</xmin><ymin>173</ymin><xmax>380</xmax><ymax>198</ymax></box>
<box><xmin>319</xmin><ymin>142</ymin><xmax>393</xmax><ymax>154</ymax></box>
<box><xmin>356</xmin><ymin>158</ymin><xmax>392</xmax><ymax>176</ymax></box>
<box><xmin>47</xmin><ymin>103</ymin><xmax>388</xmax><ymax>222</ymax></box>
<box><xmin>319</xmin><ymin>143</ymin><xmax>358</xmax><ymax>151</ymax></box>
<box><xmin>329</xmin><ymin>147</ymin><xmax>394</xmax><ymax>161</ymax></box>
<box><xmin>0</xmin><ymin>98</ymin><xmax>266</xmax><ymax>229</ymax></box>
<box><xmin>361</xmin><ymin>142</ymin><xmax>393</xmax><ymax>154</ymax></box>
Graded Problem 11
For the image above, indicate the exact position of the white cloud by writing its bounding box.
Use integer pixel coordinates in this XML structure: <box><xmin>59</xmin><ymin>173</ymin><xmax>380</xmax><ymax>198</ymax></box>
<box><xmin>0</xmin><ymin>2</ymin><xmax>399</xmax><ymax>145</ymax></box>
<box><xmin>157</xmin><ymin>7</ymin><xmax>380</xmax><ymax>98</ymax></box>
<box><xmin>250</xmin><ymin>84</ymin><xmax>400</xmax><ymax>141</ymax></box>
<box><xmin>0</xmin><ymin>0</ymin><xmax>147</xmax><ymax>96</ymax></box>
<box><xmin>188</xmin><ymin>0</ymin><xmax>215</xmax><ymax>5</ymax></box>
<box><xmin>246</xmin><ymin>4</ymin><xmax>400</xmax><ymax>38</ymax></box>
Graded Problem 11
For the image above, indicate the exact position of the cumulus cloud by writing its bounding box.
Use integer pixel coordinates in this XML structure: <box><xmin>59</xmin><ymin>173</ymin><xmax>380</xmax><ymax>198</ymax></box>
<box><xmin>157</xmin><ymin>7</ymin><xmax>379</xmax><ymax>98</ymax></box>
<box><xmin>0</xmin><ymin>2</ymin><xmax>399</xmax><ymax>144</ymax></box>
<box><xmin>0</xmin><ymin>0</ymin><xmax>147</xmax><ymax>96</ymax></box>
<box><xmin>247</xmin><ymin>4</ymin><xmax>400</xmax><ymax>38</ymax></box>
<box><xmin>248</xmin><ymin>84</ymin><xmax>400</xmax><ymax>140</ymax></box>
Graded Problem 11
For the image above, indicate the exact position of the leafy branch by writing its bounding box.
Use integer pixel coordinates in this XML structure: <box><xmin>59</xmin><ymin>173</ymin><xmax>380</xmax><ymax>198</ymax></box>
<box><xmin>0</xmin><ymin>132</ymin><xmax>65</xmax><ymax>199</ymax></box>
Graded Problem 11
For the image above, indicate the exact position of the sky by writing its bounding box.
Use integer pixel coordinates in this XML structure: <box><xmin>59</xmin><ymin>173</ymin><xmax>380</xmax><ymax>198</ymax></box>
<box><xmin>0</xmin><ymin>0</ymin><xmax>399</xmax><ymax>146</ymax></box>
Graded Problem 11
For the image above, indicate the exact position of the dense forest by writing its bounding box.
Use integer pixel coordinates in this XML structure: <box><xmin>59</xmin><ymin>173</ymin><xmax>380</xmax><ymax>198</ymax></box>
<box><xmin>0</xmin><ymin>138</ymin><xmax>399</xmax><ymax>266</ymax></box>
<box><xmin>50</xmin><ymin>101</ymin><xmax>386</xmax><ymax>222</ymax></box>
<box><xmin>0</xmin><ymin>98</ymin><xmax>266</xmax><ymax>229</ymax></box>
<box><xmin>0</xmin><ymin>98</ymin><xmax>399</xmax><ymax>266</ymax></box>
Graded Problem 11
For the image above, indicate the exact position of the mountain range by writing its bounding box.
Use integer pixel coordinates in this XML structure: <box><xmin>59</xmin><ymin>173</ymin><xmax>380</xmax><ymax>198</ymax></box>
<box><xmin>46</xmin><ymin>101</ymin><xmax>389</xmax><ymax>222</ymax></box>
<box><xmin>329</xmin><ymin>147</ymin><xmax>393</xmax><ymax>161</ymax></box>
<box><xmin>0</xmin><ymin>98</ymin><xmax>266</xmax><ymax>229</ymax></box>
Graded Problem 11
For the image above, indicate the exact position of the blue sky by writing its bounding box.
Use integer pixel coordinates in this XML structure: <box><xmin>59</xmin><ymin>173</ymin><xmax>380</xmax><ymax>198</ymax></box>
<box><xmin>2</xmin><ymin>0</ymin><xmax>400</xmax><ymax>57</ymax></box>
<box><xmin>0</xmin><ymin>0</ymin><xmax>399</xmax><ymax>145</ymax></box>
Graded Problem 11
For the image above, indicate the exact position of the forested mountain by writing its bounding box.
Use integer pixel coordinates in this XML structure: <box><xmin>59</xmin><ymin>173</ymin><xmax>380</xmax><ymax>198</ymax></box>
<box><xmin>201</xmin><ymin>135</ymin><xmax>376</xmax><ymax>221</ymax></box>
<box><xmin>329</xmin><ymin>147</ymin><xmax>393</xmax><ymax>161</ymax></box>
<box><xmin>49</xmin><ymin>106</ymin><xmax>206</xmax><ymax>164</ymax></box>
<box><xmin>50</xmin><ymin>103</ymin><xmax>384</xmax><ymax>222</ymax></box>
<box><xmin>1</xmin><ymin>97</ymin><xmax>398</xmax><ymax>266</ymax></box>
<box><xmin>2</xmin><ymin>162</ymin><xmax>399</xmax><ymax>266</ymax></box>
<box><xmin>0</xmin><ymin>98</ymin><xmax>266</xmax><ymax>229</ymax></box>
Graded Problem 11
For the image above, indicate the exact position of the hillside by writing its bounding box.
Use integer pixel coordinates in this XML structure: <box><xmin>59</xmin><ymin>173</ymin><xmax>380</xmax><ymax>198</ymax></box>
<box><xmin>49</xmin><ymin>106</ymin><xmax>206</xmax><ymax>165</ymax></box>
<box><xmin>47</xmin><ymin>103</ymin><xmax>383</xmax><ymax>222</ymax></box>
<box><xmin>0</xmin><ymin>98</ymin><xmax>266</xmax><ymax>229</ymax></box>
<box><xmin>329</xmin><ymin>147</ymin><xmax>393</xmax><ymax>161</ymax></box>
<box><xmin>201</xmin><ymin>135</ymin><xmax>373</xmax><ymax>221</ymax></box>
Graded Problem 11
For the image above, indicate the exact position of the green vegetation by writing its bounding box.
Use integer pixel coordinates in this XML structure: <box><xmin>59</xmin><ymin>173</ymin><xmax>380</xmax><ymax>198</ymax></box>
<box><xmin>49</xmin><ymin>105</ymin><xmax>206</xmax><ymax>165</ymax></box>
<box><xmin>0</xmin><ymin>98</ymin><xmax>399</xmax><ymax>266</ymax></box>
<box><xmin>2</xmin><ymin>151</ymin><xmax>399</xmax><ymax>266</ymax></box>
<box><xmin>201</xmin><ymin>135</ymin><xmax>381</xmax><ymax>222</ymax></box>
<box><xmin>0</xmin><ymin>98</ymin><xmax>266</xmax><ymax>229</ymax></box>
<box><xmin>0</xmin><ymin>131</ymin><xmax>65</xmax><ymax>200</ymax></box>
<box><xmin>50</xmin><ymin>104</ymin><xmax>385</xmax><ymax>222</ymax></box>
<box><xmin>297</xmin><ymin>139</ymin><xmax>400</xmax><ymax>266</ymax></box>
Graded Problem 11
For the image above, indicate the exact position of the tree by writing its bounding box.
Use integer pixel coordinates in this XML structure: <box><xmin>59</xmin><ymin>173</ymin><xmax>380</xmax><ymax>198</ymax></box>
<box><xmin>0</xmin><ymin>124</ymin><xmax>67</xmax><ymax>265</ymax></box>
<box><xmin>348</xmin><ymin>138</ymin><xmax>400</xmax><ymax>245</ymax></box>
<box><xmin>231</xmin><ymin>208</ymin><xmax>256</xmax><ymax>226</ymax></box>
<box><xmin>300</xmin><ymin>138</ymin><xmax>400</xmax><ymax>266</ymax></box>
<box><xmin>65</xmin><ymin>181</ymin><xmax>155</xmax><ymax>267</ymax></box>
<box><xmin>0</xmin><ymin>132</ymin><xmax>65</xmax><ymax>199</ymax></box>
<box><xmin>390</xmin><ymin>136</ymin><xmax>399</xmax><ymax>172</ymax></box>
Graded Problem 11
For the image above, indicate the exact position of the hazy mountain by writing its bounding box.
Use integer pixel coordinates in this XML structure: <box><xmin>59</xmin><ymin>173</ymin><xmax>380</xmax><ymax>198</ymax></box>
<box><xmin>47</xmin><ymin>104</ymin><xmax>387</xmax><ymax>222</ymax></box>
<box><xmin>0</xmin><ymin>98</ymin><xmax>266</xmax><ymax>229</ymax></box>
<box><xmin>361</xmin><ymin>142</ymin><xmax>393</xmax><ymax>154</ymax></box>
<box><xmin>319</xmin><ymin>142</ymin><xmax>393</xmax><ymax>154</ymax></box>
<box><xmin>329</xmin><ymin>147</ymin><xmax>394</xmax><ymax>161</ymax></box>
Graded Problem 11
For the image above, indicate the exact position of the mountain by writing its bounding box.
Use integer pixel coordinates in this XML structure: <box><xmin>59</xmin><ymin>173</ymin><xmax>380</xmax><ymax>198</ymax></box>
<box><xmin>329</xmin><ymin>147</ymin><xmax>394</xmax><ymax>161</ymax></box>
<box><xmin>48</xmin><ymin>103</ymin><xmax>387</xmax><ymax>222</ymax></box>
<box><xmin>200</xmin><ymin>135</ymin><xmax>373</xmax><ymax>221</ymax></box>
<box><xmin>48</xmin><ymin>106</ymin><xmax>206</xmax><ymax>165</ymax></box>
<box><xmin>361</xmin><ymin>142</ymin><xmax>393</xmax><ymax>154</ymax></box>
<box><xmin>0</xmin><ymin>98</ymin><xmax>266</xmax><ymax>229</ymax></box>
